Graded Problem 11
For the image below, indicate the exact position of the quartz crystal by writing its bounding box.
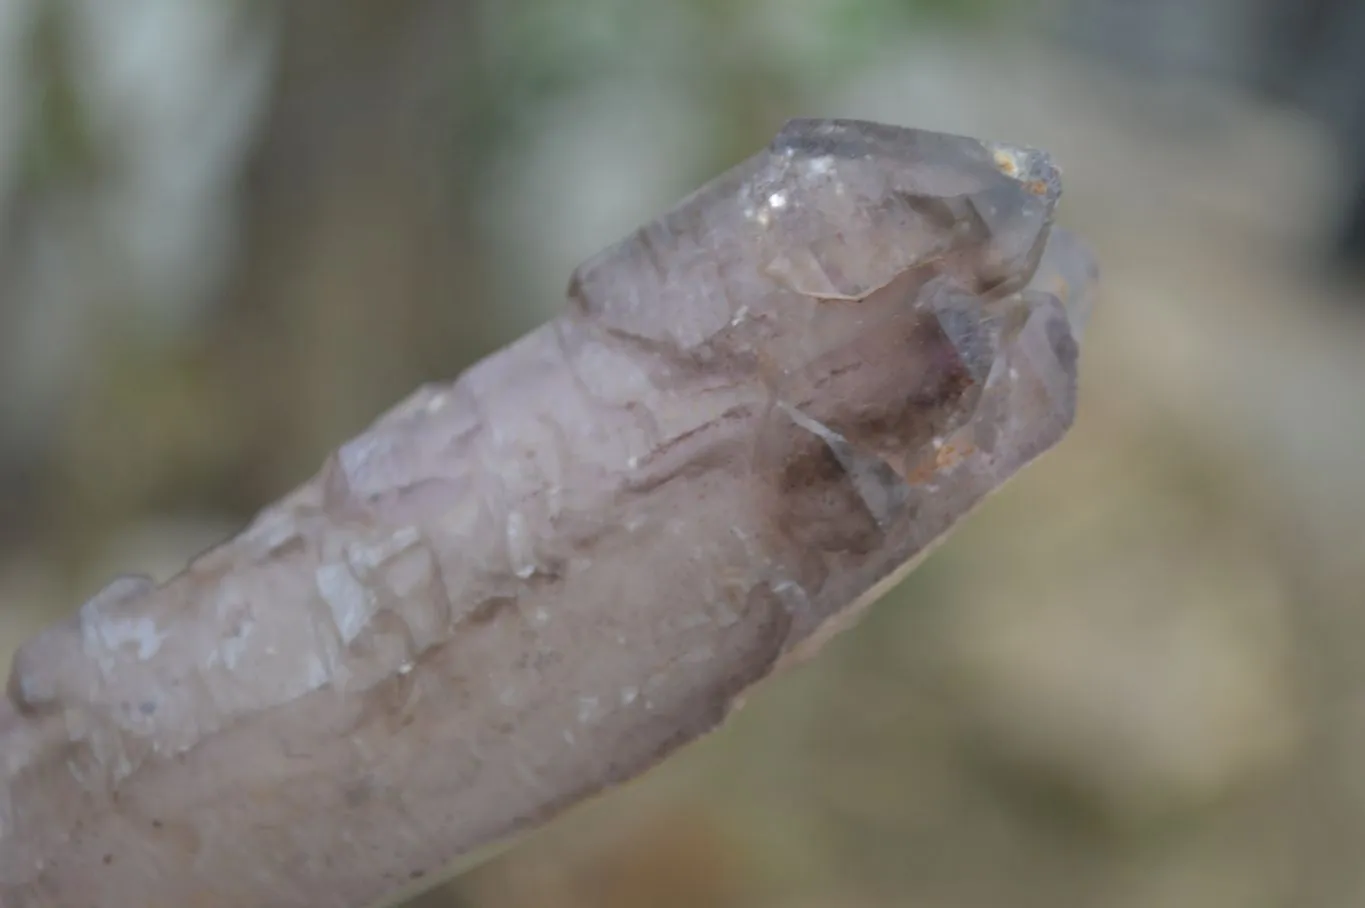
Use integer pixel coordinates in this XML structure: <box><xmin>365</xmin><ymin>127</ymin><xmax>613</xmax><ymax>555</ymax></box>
<box><xmin>1</xmin><ymin>120</ymin><xmax>1094</xmax><ymax>908</ymax></box>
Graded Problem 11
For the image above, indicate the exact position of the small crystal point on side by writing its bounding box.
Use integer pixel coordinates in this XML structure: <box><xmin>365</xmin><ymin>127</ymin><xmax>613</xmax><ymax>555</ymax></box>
<box><xmin>1027</xmin><ymin>226</ymin><xmax>1100</xmax><ymax>340</ymax></box>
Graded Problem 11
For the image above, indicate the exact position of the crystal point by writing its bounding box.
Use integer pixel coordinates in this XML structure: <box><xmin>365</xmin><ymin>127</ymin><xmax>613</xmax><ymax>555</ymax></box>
<box><xmin>1028</xmin><ymin>225</ymin><xmax>1099</xmax><ymax>339</ymax></box>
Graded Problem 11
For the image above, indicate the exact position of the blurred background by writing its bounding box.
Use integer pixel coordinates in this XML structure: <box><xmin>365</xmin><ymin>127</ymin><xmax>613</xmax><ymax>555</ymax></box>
<box><xmin>2</xmin><ymin>0</ymin><xmax>1364</xmax><ymax>905</ymax></box>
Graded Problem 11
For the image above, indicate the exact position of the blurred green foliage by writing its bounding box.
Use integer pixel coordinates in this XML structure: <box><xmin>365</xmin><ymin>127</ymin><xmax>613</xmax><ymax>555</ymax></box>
<box><xmin>20</xmin><ymin>2</ymin><xmax>97</xmax><ymax>190</ymax></box>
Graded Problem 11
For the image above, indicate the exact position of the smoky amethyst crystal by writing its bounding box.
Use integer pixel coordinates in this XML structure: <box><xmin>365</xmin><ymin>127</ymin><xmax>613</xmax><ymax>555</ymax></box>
<box><xmin>1</xmin><ymin>119</ymin><xmax>1094</xmax><ymax>908</ymax></box>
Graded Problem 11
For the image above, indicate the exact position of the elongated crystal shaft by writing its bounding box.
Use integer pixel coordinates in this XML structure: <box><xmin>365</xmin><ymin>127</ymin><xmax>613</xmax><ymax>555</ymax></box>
<box><xmin>1</xmin><ymin>119</ymin><xmax>1094</xmax><ymax>908</ymax></box>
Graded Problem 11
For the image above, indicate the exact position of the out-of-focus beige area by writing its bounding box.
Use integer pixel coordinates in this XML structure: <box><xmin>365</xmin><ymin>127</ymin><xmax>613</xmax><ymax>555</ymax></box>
<box><xmin>3</xmin><ymin>0</ymin><xmax>1364</xmax><ymax>905</ymax></box>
